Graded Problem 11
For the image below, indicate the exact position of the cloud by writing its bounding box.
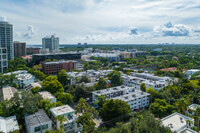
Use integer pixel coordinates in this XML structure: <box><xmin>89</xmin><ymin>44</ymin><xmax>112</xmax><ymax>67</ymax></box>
<box><xmin>23</xmin><ymin>25</ymin><xmax>37</xmax><ymax>39</ymax></box>
<box><xmin>194</xmin><ymin>27</ymin><xmax>200</xmax><ymax>33</ymax></box>
<box><xmin>0</xmin><ymin>16</ymin><xmax>7</xmax><ymax>21</ymax></box>
<box><xmin>154</xmin><ymin>22</ymin><xmax>191</xmax><ymax>37</ymax></box>
<box><xmin>129</xmin><ymin>27</ymin><xmax>138</xmax><ymax>35</ymax></box>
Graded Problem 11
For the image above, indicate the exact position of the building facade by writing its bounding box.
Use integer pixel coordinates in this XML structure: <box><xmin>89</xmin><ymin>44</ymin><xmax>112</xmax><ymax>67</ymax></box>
<box><xmin>122</xmin><ymin>72</ymin><xmax>172</xmax><ymax>91</ymax></box>
<box><xmin>42</xmin><ymin>35</ymin><xmax>59</xmax><ymax>53</ymax></box>
<box><xmin>92</xmin><ymin>86</ymin><xmax>150</xmax><ymax>111</ymax></box>
<box><xmin>13</xmin><ymin>41</ymin><xmax>26</xmax><ymax>57</ymax></box>
<box><xmin>25</xmin><ymin>109</ymin><xmax>52</xmax><ymax>133</ymax></box>
<box><xmin>50</xmin><ymin>105</ymin><xmax>82</xmax><ymax>133</ymax></box>
<box><xmin>42</xmin><ymin>60</ymin><xmax>75</xmax><ymax>75</ymax></box>
<box><xmin>26</xmin><ymin>47</ymin><xmax>40</xmax><ymax>55</ymax></box>
<box><xmin>0</xmin><ymin>20</ymin><xmax>14</xmax><ymax>73</ymax></box>
<box><xmin>32</xmin><ymin>52</ymin><xmax>81</xmax><ymax>64</ymax></box>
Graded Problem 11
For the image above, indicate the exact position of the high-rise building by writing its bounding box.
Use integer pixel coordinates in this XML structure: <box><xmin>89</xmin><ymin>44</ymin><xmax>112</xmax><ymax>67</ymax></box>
<box><xmin>42</xmin><ymin>35</ymin><xmax>59</xmax><ymax>53</ymax></box>
<box><xmin>0</xmin><ymin>20</ymin><xmax>14</xmax><ymax>73</ymax></box>
<box><xmin>13</xmin><ymin>41</ymin><xmax>26</xmax><ymax>57</ymax></box>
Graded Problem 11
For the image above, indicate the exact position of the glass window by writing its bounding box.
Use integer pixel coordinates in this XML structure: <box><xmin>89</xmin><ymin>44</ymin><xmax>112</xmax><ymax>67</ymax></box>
<box><xmin>34</xmin><ymin>126</ymin><xmax>41</xmax><ymax>132</ymax></box>
<box><xmin>42</xmin><ymin>124</ymin><xmax>48</xmax><ymax>130</ymax></box>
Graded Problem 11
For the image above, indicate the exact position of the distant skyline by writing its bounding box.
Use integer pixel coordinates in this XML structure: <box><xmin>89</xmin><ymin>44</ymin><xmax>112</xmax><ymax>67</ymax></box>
<box><xmin>0</xmin><ymin>0</ymin><xmax>200</xmax><ymax>44</ymax></box>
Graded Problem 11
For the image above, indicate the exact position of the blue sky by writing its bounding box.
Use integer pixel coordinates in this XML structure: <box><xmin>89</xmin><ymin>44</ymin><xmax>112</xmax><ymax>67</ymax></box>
<box><xmin>0</xmin><ymin>0</ymin><xmax>200</xmax><ymax>44</ymax></box>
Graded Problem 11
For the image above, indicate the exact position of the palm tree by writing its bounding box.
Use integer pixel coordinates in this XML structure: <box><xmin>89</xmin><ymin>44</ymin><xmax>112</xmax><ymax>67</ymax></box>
<box><xmin>194</xmin><ymin>107</ymin><xmax>200</xmax><ymax>130</ymax></box>
<box><xmin>186</xmin><ymin>120</ymin><xmax>193</xmax><ymax>128</ymax></box>
<box><xmin>175</xmin><ymin>98</ymin><xmax>190</xmax><ymax>114</ymax></box>
<box><xmin>55</xmin><ymin>115</ymin><xmax>66</xmax><ymax>129</ymax></box>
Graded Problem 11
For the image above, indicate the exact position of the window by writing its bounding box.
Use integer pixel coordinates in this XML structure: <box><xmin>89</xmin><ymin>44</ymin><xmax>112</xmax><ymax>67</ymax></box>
<box><xmin>42</xmin><ymin>124</ymin><xmax>48</xmax><ymax>130</ymax></box>
<box><xmin>34</xmin><ymin>126</ymin><xmax>41</xmax><ymax>132</ymax></box>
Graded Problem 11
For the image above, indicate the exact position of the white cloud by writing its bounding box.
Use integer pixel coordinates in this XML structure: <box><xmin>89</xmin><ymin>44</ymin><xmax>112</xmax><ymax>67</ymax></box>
<box><xmin>23</xmin><ymin>25</ymin><xmax>37</xmax><ymax>39</ymax></box>
<box><xmin>1</xmin><ymin>0</ymin><xmax>200</xmax><ymax>44</ymax></box>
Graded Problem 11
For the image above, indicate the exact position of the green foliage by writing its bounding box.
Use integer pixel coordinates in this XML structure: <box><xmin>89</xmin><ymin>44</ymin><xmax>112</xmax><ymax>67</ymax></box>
<box><xmin>7</xmin><ymin>57</ymin><xmax>28</xmax><ymax>72</ymax></box>
<box><xmin>55</xmin><ymin>92</ymin><xmax>73</xmax><ymax>104</ymax></box>
<box><xmin>95</xmin><ymin>77</ymin><xmax>107</xmax><ymax>90</ymax></box>
<box><xmin>28</xmin><ymin>69</ymin><xmax>46</xmax><ymax>81</ymax></box>
<box><xmin>80</xmin><ymin>75</ymin><xmax>91</xmax><ymax>83</ymax></box>
<box><xmin>99</xmin><ymin>99</ymin><xmax>131</xmax><ymax>122</ymax></box>
<box><xmin>111</xmin><ymin>72</ymin><xmax>122</xmax><ymax>87</ymax></box>
<box><xmin>140</xmin><ymin>83</ymin><xmax>146</xmax><ymax>92</ymax></box>
<box><xmin>42</xmin><ymin>76</ymin><xmax>64</xmax><ymax>94</ymax></box>
<box><xmin>21</xmin><ymin>91</ymin><xmax>42</xmax><ymax>114</ymax></box>
<box><xmin>0</xmin><ymin>73</ymin><xmax>18</xmax><ymax>89</ymax></box>
<box><xmin>150</xmin><ymin>99</ymin><xmax>173</xmax><ymax>118</ymax></box>
<box><xmin>57</xmin><ymin>70</ymin><xmax>69</xmax><ymax>86</ymax></box>
<box><xmin>105</xmin><ymin>111</ymin><xmax>174</xmax><ymax>133</ymax></box>
<box><xmin>146</xmin><ymin>87</ymin><xmax>158</xmax><ymax>102</ymax></box>
<box><xmin>95</xmin><ymin>95</ymin><xmax>107</xmax><ymax>109</ymax></box>
<box><xmin>31</xmin><ymin>86</ymin><xmax>41</xmax><ymax>94</ymax></box>
<box><xmin>67</xmin><ymin>85</ymin><xmax>95</xmax><ymax>101</ymax></box>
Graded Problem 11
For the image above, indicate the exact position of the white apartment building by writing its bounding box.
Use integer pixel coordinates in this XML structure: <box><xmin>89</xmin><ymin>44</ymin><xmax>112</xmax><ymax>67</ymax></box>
<box><xmin>5</xmin><ymin>70</ymin><xmax>35</xmax><ymax>89</ymax></box>
<box><xmin>38</xmin><ymin>91</ymin><xmax>57</xmax><ymax>103</ymax></box>
<box><xmin>25</xmin><ymin>109</ymin><xmax>52</xmax><ymax>133</ymax></box>
<box><xmin>73</xmin><ymin>61</ymin><xmax>84</xmax><ymax>70</ymax></box>
<box><xmin>122</xmin><ymin>72</ymin><xmax>172</xmax><ymax>91</ymax></box>
<box><xmin>50</xmin><ymin>105</ymin><xmax>82</xmax><ymax>133</ymax></box>
<box><xmin>1</xmin><ymin>86</ymin><xmax>17</xmax><ymax>100</ymax></box>
<box><xmin>92</xmin><ymin>86</ymin><xmax>150</xmax><ymax>111</ymax></box>
<box><xmin>66</xmin><ymin>69</ymin><xmax>113</xmax><ymax>85</ymax></box>
<box><xmin>161</xmin><ymin>112</ymin><xmax>194</xmax><ymax>133</ymax></box>
<box><xmin>186</xmin><ymin>104</ymin><xmax>200</xmax><ymax>116</ymax></box>
<box><xmin>0</xmin><ymin>116</ymin><xmax>19</xmax><ymax>133</ymax></box>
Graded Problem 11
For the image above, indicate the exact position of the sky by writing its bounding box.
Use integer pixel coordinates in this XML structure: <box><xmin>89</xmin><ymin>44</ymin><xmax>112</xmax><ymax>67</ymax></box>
<box><xmin>0</xmin><ymin>0</ymin><xmax>200</xmax><ymax>44</ymax></box>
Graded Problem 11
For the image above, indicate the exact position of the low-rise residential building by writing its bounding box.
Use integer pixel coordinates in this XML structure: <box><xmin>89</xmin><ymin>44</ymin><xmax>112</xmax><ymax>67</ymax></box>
<box><xmin>42</xmin><ymin>60</ymin><xmax>83</xmax><ymax>75</ymax></box>
<box><xmin>50</xmin><ymin>105</ymin><xmax>82</xmax><ymax>133</ymax></box>
<box><xmin>0</xmin><ymin>115</ymin><xmax>19</xmax><ymax>133</ymax></box>
<box><xmin>1</xmin><ymin>86</ymin><xmax>17</xmax><ymax>100</ymax></box>
<box><xmin>179</xmin><ymin>128</ymin><xmax>198</xmax><ymax>133</ymax></box>
<box><xmin>5</xmin><ymin>70</ymin><xmax>35</xmax><ymax>89</ymax></box>
<box><xmin>186</xmin><ymin>104</ymin><xmax>200</xmax><ymax>116</ymax></box>
<box><xmin>38</xmin><ymin>91</ymin><xmax>57</xmax><ymax>103</ymax></box>
<box><xmin>161</xmin><ymin>112</ymin><xmax>194</xmax><ymax>133</ymax></box>
<box><xmin>92</xmin><ymin>86</ymin><xmax>150</xmax><ymax>111</ymax></box>
<box><xmin>122</xmin><ymin>72</ymin><xmax>172</xmax><ymax>91</ymax></box>
<box><xmin>73</xmin><ymin>60</ymin><xmax>84</xmax><ymax>71</ymax></box>
<box><xmin>25</xmin><ymin>82</ymin><xmax>42</xmax><ymax>91</ymax></box>
<box><xmin>25</xmin><ymin>109</ymin><xmax>52</xmax><ymax>133</ymax></box>
<box><xmin>89</xmin><ymin>53</ymin><xmax>120</xmax><ymax>62</ymax></box>
<box><xmin>185</xmin><ymin>69</ymin><xmax>200</xmax><ymax>79</ymax></box>
<box><xmin>66</xmin><ymin>69</ymin><xmax>113</xmax><ymax>85</ymax></box>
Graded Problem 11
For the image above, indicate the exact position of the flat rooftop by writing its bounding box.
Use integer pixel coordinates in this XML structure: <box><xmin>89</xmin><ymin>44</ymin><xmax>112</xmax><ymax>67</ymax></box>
<box><xmin>188</xmin><ymin>104</ymin><xmax>200</xmax><ymax>111</ymax></box>
<box><xmin>50</xmin><ymin>105</ymin><xmax>75</xmax><ymax>117</ymax></box>
<box><xmin>93</xmin><ymin>85</ymin><xmax>131</xmax><ymax>96</ymax></box>
<box><xmin>38</xmin><ymin>91</ymin><xmax>56</xmax><ymax>100</ymax></box>
<box><xmin>161</xmin><ymin>112</ymin><xmax>193</xmax><ymax>132</ymax></box>
<box><xmin>25</xmin><ymin>109</ymin><xmax>51</xmax><ymax>127</ymax></box>
<box><xmin>0</xmin><ymin>116</ymin><xmax>19</xmax><ymax>132</ymax></box>
<box><xmin>2</xmin><ymin>87</ymin><xmax>17</xmax><ymax>100</ymax></box>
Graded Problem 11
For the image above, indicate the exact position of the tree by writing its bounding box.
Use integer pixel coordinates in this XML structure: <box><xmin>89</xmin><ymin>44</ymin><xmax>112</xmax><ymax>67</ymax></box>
<box><xmin>99</xmin><ymin>99</ymin><xmax>131</xmax><ymax>122</ymax></box>
<box><xmin>55</xmin><ymin>115</ymin><xmax>66</xmax><ymax>129</ymax></box>
<box><xmin>7</xmin><ymin>57</ymin><xmax>28</xmax><ymax>72</ymax></box>
<box><xmin>95</xmin><ymin>95</ymin><xmax>107</xmax><ymax>109</ymax></box>
<box><xmin>55</xmin><ymin>92</ymin><xmax>73</xmax><ymax>104</ymax></box>
<box><xmin>80</xmin><ymin>75</ymin><xmax>91</xmax><ymax>83</ymax></box>
<box><xmin>175</xmin><ymin>97</ymin><xmax>190</xmax><ymax>114</ymax></box>
<box><xmin>111</xmin><ymin>73</ymin><xmax>122</xmax><ymax>87</ymax></box>
<box><xmin>0</xmin><ymin>74</ymin><xmax>18</xmax><ymax>90</ymax></box>
<box><xmin>146</xmin><ymin>87</ymin><xmax>158</xmax><ymax>102</ymax></box>
<box><xmin>95</xmin><ymin>77</ymin><xmax>107</xmax><ymax>90</ymax></box>
<box><xmin>42</xmin><ymin>76</ymin><xmax>64</xmax><ymax>94</ymax></box>
<box><xmin>57</xmin><ymin>70</ymin><xmax>69</xmax><ymax>86</ymax></box>
<box><xmin>28</xmin><ymin>69</ymin><xmax>46</xmax><ymax>81</ymax></box>
<box><xmin>140</xmin><ymin>83</ymin><xmax>146</xmax><ymax>92</ymax></box>
<box><xmin>21</xmin><ymin>91</ymin><xmax>42</xmax><ymax>114</ymax></box>
<box><xmin>106</xmin><ymin>111</ymin><xmax>174</xmax><ymax>133</ymax></box>
<box><xmin>31</xmin><ymin>86</ymin><xmax>41</xmax><ymax>94</ymax></box>
<box><xmin>149</xmin><ymin>99</ymin><xmax>173</xmax><ymax>118</ymax></box>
